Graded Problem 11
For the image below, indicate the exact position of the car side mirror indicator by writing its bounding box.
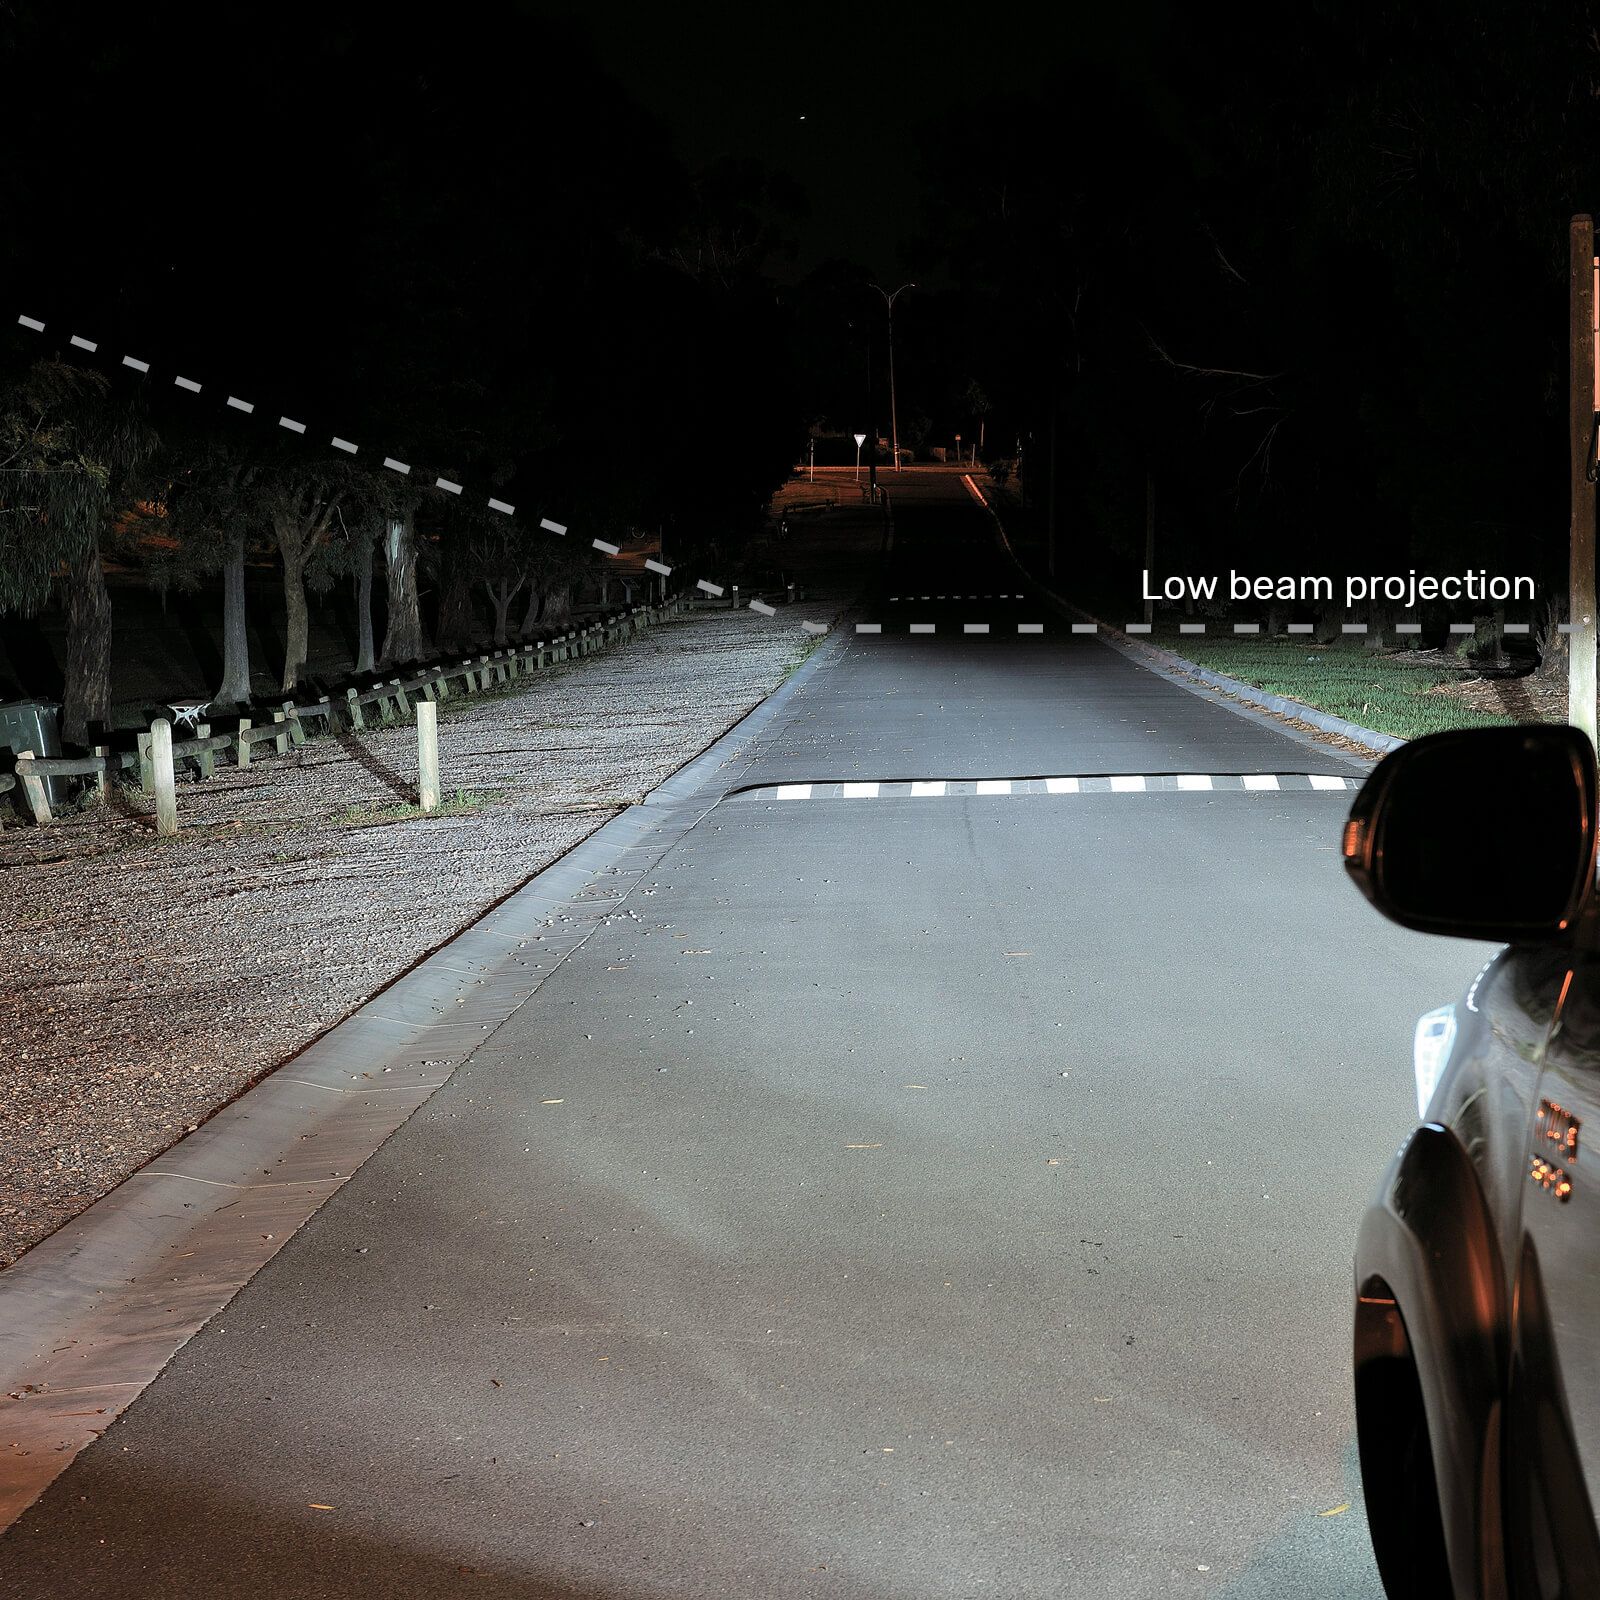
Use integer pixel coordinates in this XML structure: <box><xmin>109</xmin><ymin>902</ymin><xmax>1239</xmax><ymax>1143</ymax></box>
<box><xmin>1343</xmin><ymin>725</ymin><xmax>1598</xmax><ymax>942</ymax></box>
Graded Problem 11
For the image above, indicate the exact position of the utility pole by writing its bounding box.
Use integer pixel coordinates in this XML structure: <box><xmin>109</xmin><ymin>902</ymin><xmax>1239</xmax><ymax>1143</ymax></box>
<box><xmin>1571</xmin><ymin>215</ymin><xmax>1597</xmax><ymax>746</ymax></box>
<box><xmin>873</xmin><ymin>282</ymin><xmax>915</xmax><ymax>471</ymax></box>
<box><xmin>1046</xmin><ymin>403</ymin><xmax>1058</xmax><ymax>580</ymax></box>
<box><xmin>1143</xmin><ymin>469</ymin><xmax>1156</xmax><ymax>627</ymax></box>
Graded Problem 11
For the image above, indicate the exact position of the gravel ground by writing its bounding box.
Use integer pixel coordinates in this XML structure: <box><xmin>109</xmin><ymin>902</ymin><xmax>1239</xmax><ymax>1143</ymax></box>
<box><xmin>0</xmin><ymin>580</ymin><xmax>853</xmax><ymax>1267</ymax></box>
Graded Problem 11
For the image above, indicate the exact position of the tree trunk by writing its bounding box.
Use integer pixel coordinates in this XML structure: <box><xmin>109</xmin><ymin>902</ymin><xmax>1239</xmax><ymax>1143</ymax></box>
<box><xmin>281</xmin><ymin>554</ymin><xmax>309</xmax><ymax>694</ymax></box>
<box><xmin>353</xmin><ymin>532</ymin><xmax>375</xmax><ymax>675</ymax></box>
<box><xmin>436</xmin><ymin>543</ymin><xmax>474</xmax><ymax>652</ymax></box>
<box><xmin>215</xmin><ymin>535</ymin><xmax>252</xmax><ymax>708</ymax></box>
<box><xmin>486</xmin><ymin>579</ymin><xmax>523</xmax><ymax>646</ymax></box>
<box><xmin>62</xmin><ymin>533</ymin><xmax>112</xmax><ymax>748</ymax></box>
<box><xmin>543</xmin><ymin>584</ymin><xmax>572</xmax><ymax>627</ymax></box>
<box><xmin>518</xmin><ymin>581</ymin><xmax>542</xmax><ymax>638</ymax></box>
<box><xmin>380</xmin><ymin>512</ymin><xmax>424</xmax><ymax>666</ymax></box>
<box><xmin>270</xmin><ymin>487</ymin><xmax>331</xmax><ymax>694</ymax></box>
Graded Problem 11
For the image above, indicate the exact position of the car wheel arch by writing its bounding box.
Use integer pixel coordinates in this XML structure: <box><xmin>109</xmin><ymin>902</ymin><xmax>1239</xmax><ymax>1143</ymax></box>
<box><xmin>1355</xmin><ymin>1123</ymin><xmax>1511</xmax><ymax>1600</ymax></box>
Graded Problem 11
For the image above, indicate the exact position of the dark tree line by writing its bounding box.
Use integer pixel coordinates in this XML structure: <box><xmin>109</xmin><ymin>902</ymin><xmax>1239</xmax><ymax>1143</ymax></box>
<box><xmin>0</xmin><ymin>2</ymin><xmax>805</xmax><ymax>745</ymax></box>
<box><xmin>790</xmin><ymin>1</ymin><xmax>1600</xmax><ymax>627</ymax></box>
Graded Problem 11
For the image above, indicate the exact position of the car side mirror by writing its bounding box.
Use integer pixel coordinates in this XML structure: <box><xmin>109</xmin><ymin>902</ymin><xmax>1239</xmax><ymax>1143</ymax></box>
<box><xmin>1343</xmin><ymin>725</ymin><xmax>1598</xmax><ymax>942</ymax></box>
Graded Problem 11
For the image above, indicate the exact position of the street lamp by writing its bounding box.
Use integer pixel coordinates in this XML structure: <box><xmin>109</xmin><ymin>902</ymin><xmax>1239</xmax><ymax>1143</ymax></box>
<box><xmin>853</xmin><ymin>431</ymin><xmax>866</xmax><ymax>481</ymax></box>
<box><xmin>872</xmin><ymin>281</ymin><xmax>915</xmax><ymax>471</ymax></box>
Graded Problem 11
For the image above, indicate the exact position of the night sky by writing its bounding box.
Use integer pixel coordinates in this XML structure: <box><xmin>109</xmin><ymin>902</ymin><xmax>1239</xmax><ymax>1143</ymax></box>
<box><xmin>548</xmin><ymin>1</ymin><xmax>1165</xmax><ymax>279</ymax></box>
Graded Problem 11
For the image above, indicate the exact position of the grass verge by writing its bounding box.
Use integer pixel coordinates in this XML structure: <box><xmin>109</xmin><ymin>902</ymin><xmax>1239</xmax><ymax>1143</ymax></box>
<box><xmin>1138</xmin><ymin>628</ymin><xmax>1518</xmax><ymax>741</ymax></box>
<box><xmin>333</xmin><ymin>790</ymin><xmax>490</xmax><ymax>828</ymax></box>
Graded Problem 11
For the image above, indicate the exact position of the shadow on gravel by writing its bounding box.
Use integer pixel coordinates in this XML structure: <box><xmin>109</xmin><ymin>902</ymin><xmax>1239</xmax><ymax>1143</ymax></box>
<box><xmin>335</xmin><ymin>729</ymin><xmax>417</xmax><ymax>805</ymax></box>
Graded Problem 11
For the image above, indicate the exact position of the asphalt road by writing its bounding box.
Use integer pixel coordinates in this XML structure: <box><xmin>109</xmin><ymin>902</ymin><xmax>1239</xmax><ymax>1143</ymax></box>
<box><xmin>0</xmin><ymin>469</ymin><xmax>1488</xmax><ymax>1598</ymax></box>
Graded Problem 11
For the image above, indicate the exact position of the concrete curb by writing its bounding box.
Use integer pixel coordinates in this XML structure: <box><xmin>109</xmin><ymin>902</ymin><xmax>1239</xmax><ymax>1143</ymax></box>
<box><xmin>0</xmin><ymin>615</ymin><xmax>849</xmax><ymax>1534</ymax></box>
<box><xmin>962</xmin><ymin>474</ymin><xmax>1400</xmax><ymax>762</ymax></box>
<box><xmin>1098</xmin><ymin>627</ymin><xmax>1404</xmax><ymax>755</ymax></box>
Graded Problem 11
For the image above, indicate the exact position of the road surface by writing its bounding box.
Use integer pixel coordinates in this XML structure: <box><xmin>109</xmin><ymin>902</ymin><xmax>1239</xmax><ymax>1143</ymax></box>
<box><xmin>0</xmin><ymin>469</ymin><xmax>1483</xmax><ymax>1597</ymax></box>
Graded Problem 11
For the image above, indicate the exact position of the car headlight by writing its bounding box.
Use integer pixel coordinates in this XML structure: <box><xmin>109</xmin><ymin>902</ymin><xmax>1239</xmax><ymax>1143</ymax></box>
<box><xmin>1413</xmin><ymin>1004</ymin><xmax>1456</xmax><ymax>1118</ymax></box>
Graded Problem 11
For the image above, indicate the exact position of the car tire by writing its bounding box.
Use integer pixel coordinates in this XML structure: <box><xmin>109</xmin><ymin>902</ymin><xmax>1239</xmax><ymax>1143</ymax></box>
<box><xmin>1355</xmin><ymin>1301</ymin><xmax>1455</xmax><ymax>1599</ymax></box>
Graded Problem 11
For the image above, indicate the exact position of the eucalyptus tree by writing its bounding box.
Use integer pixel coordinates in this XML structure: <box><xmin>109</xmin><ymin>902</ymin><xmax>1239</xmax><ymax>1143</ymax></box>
<box><xmin>518</xmin><ymin>534</ymin><xmax>595</xmax><ymax>636</ymax></box>
<box><xmin>378</xmin><ymin>495</ymin><xmax>427</xmax><ymax>669</ymax></box>
<box><xmin>0</xmin><ymin>360</ymin><xmax>157</xmax><ymax>744</ymax></box>
<box><xmin>155</xmin><ymin>435</ymin><xmax>266</xmax><ymax>709</ymax></box>
<box><xmin>259</xmin><ymin>465</ymin><xmax>344</xmax><ymax>694</ymax></box>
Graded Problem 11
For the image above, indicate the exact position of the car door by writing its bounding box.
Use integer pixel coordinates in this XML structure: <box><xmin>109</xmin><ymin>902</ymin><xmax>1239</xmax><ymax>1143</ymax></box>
<box><xmin>1506</xmin><ymin>950</ymin><xmax>1600</xmax><ymax>1596</ymax></box>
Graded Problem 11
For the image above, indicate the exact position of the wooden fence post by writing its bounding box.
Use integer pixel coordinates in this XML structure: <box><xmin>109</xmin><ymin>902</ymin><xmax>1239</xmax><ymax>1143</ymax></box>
<box><xmin>150</xmin><ymin>720</ymin><xmax>177</xmax><ymax>837</ymax></box>
<box><xmin>92</xmin><ymin>746</ymin><xmax>110</xmax><ymax>802</ymax></box>
<box><xmin>236</xmin><ymin>718</ymin><xmax>252</xmax><ymax>767</ymax></box>
<box><xmin>15</xmin><ymin>752</ymin><xmax>51</xmax><ymax>825</ymax></box>
<box><xmin>417</xmin><ymin>700</ymin><xmax>440</xmax><ymax>814</ymax></box>
<box><xmin>196</xmin><ymin>723</ymin><xmax>215</xmax><ymax>778</ymax></box>
<box><xmin>345</xmin><ymin>687</ymin><xmax>366</xmax><ymax>730</ymax></box>
<box><xmin>137</xmin><ymin>731</ymin><xmax>154</xmax><ymax>793</ymax></box>
<box><xmin>272</xmin><ymin>710</ymin><xmax>288</xmax><ymax>756</ymax></box>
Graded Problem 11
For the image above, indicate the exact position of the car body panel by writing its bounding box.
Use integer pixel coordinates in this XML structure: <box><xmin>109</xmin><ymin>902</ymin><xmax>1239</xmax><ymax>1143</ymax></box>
<box><xmin>1355</xmin><ymin>946</ymin><xmax>1573</xmax><ymax>1599</ymax></box>
<box><xmin>1505</xmin><ymin>950</ymin><xmax>1600</xmax><ymax>1595</ymax></box>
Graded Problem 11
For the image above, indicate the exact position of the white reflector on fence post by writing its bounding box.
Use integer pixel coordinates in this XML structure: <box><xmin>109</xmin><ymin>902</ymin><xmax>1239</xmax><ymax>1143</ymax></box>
<box><xmin>417</xmin><ymin>700</ymin><xmax>440</xmax><ymax>814</ymax></box>
<box><xmin>150</xmin><ymin>719</ymin><xmax>177</xmax><ymax>837</ymax></box>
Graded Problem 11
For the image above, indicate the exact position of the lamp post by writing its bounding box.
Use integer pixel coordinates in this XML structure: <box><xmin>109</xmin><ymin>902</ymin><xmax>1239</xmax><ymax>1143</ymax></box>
<box><xmin>872</xmin><ymin>281</ymin><xmax>915</xmax><ymax>471</ymax></box>
<box><xmin>853</xmin><ymin>432</ymin><xmax>866</xmax><ymax>481</ymax></box>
